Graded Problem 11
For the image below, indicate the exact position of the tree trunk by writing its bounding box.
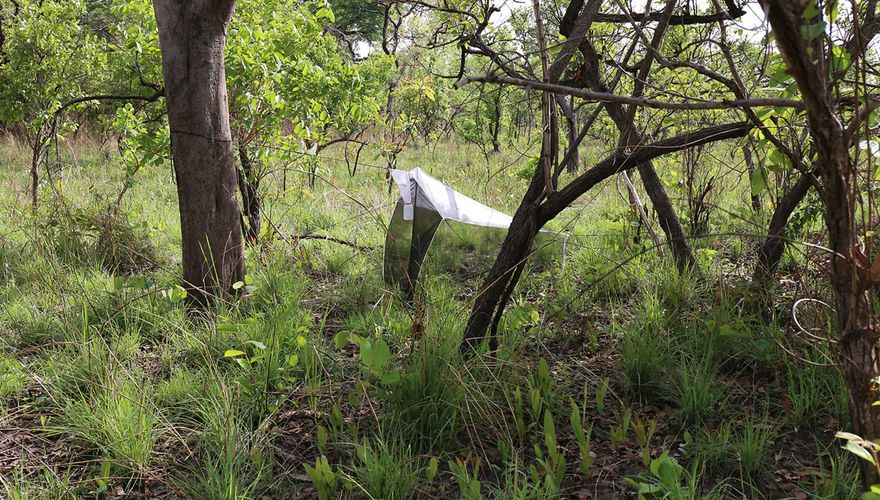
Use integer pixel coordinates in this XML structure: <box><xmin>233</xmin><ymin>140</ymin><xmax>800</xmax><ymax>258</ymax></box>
<box><xmin>760</xmin><ymin>0</ymin><xmax>880</xmax><ymax>485</ymax></box>
<box><xmin>153</xmin><ymin>0</ymin><xmax>245</xmax><ymax>307</ymax></box>
<box><xmin>742</xmin><ymin>139</ymin><xmax>762</xmax><ymax>212</ymax></box>
<box><xmin>565</xmin><ymin>95</ymin><xmax>579</xmax><ymax>171</ymax></box>
<box><xmin>606</xmin><ymin>104</ymin><xmax>695</xmax><ymax>270</ymax></box>
<box><xmin>237</xmin><ymin>143</ymin><xmax>260</xmax><ymax>245</ymax></box>
<box><xmin>30</xmin><ymin>133</ymin><xmax>41</xmax><ymax>208</ymax></box>
<box><xmin>462</xmin><ymin>168</ymin><xmax>545</xmax><ymax>352</ymax></box>
<box><xmin>462</xmin><ymin>122</ymin><xmax>750</xmax><ymax>351</ymax></box>
<box><xmin>753</xmin><ymin>173</ymin><xmax>811</xmax><ymax>282</ymax></box>
<box><xmin>491</xmin><ymin>87</ymin><xmax>502</xmax><ymax>153</ymax></box>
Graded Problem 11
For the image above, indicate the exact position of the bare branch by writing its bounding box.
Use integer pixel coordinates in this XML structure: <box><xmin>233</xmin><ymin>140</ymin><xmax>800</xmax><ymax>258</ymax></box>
<box><xmin>455</xmin><ymin>74</ymin><xmax>804</xmax><ymax>110</ymax></box>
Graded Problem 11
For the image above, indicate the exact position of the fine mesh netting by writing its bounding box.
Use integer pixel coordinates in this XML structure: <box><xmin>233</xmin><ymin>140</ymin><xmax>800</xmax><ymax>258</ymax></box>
<box><xmin>383</xmin><ymin>168</ymin><xmax>568</xmax><ymax>297</ymax></box>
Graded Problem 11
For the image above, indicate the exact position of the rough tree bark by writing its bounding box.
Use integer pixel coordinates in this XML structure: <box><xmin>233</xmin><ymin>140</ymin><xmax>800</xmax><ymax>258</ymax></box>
<box><xmin>153</xmin><ymin>0</ymin><xmax>246</xmax><ymax>307</ymax></box>
<box><xmin>762</xmin><ymin>0</ymin><xmax>880</xmax><ymax>486</ymax></box>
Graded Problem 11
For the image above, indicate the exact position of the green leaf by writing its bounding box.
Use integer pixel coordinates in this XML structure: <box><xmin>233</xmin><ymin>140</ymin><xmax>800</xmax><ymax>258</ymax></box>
<box><xmin>800</xmin><ymin>21</ymin><xmax>827</xmax><ymax>40</ymax></box>
<box><xmin>836</xmin><ymin>431</ymin><xmax>863</xmax><ymax>441</ymax></box>
<box><xmin>750</xmin><ymin>165</ymin><xmax>768</xmax><ymax>196</ymax></box>
<box><xmin>232</xmin><ymin>280</ymin><xmax>244</xmax><ymax>290</ymax></box>
<box><xmin>334</xmin><ymin>331</ymin><xmax>349</xmax><ymax>349</ymax></box>
<box><xmin>844</xmin><ymin>441</ymin><xmax>876</xmax><ymax>464</ymax></box>
<box><xmin>224</xmin><ymin>349</ymin><xmax>246</xmax><ymax>358</ymax></box>
<box><xmin>246</xmin><ymin>340</ymin><xmax>266</xmax><ymax>350</ymax></box>
<box><xmin>766</xmin><ymin>148</ymin><xmax>790</xmax><ymax>172</ymax></box>
<box><xmin>543</xmin><ymin>410</ymin><xmax>557</xmax><ymax>451</ymax></box>
<box><xmin>426</xmin><ymin>457</ymin><xmax>439</xmax><ymax>483</ymax></box>
<box><xmin>371</xmin><ymin>339</ymin><xmax>391</xmax><ymax>370</ymax></box>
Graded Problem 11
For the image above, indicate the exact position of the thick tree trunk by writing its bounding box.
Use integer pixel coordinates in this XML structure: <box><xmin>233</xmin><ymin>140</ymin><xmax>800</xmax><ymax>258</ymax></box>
<box><xmin>237</xmin><ymin>143</ymin><xmax>260</xmax><ymax>245</ymax></box>
<box><xmin>153</xmin><ymin>0</ymin><xmax>245</xmax><ymax>307</ymax></box>
<box><xmin>753</xmin><ymin>174</ymin><xmax>811</xmax><ymax>282</ymax></box>
<box><xmin>761</xmin><ymin>0</ymin><xmax>880</xmax><ymax>485</ymax></box>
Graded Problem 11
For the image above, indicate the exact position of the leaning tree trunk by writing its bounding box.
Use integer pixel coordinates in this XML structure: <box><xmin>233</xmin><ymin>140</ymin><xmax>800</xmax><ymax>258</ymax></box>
<box><xmin>567</xmin><ymin>0</ymin><xmax>695</xmax><ymax>271</ymax></box>
<box><xmin>237</xmin><ymin>143</ymin><xmax>261</xmax><ymax>245</ymax></box>
<box><xmin>753</xmin><ymin>173</ymin><xmax>811</xmax><ymax>282</ymax></box>
<box><xmin>606</xmin><ymin>104</ymin><xmax>695</xmax><ymax>271</ymax></box>
<box><xmin>153</xmin><ymin>0</ymin><xmax>245</xmax><ymax>307</ymax></box>
<box><xmin>462</xmin><ymin>166</ymin><xmax>546</xmax><ymax>352</ymax></box>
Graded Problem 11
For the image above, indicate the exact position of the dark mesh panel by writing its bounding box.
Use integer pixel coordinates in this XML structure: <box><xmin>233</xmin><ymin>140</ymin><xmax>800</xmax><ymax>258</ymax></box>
<box><xmin>383</xmin><ymin>200</ymin><xmax>411</xmax><ymax>288</ymax></box>
<box><xmin>382</xmin><ymin>185</ymin><xmax>443</xmax><ymax>298</ymax></box>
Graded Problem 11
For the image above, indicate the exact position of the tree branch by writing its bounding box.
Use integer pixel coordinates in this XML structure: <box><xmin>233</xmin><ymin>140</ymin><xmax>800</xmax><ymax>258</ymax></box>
<box><xmin>455</xmin><ymin>74</ymin><xmax>804</xmax><ymax>110</ymax></box>
<box><xmin>539</xmin><ymin>121</ymin><xmax>752</xmax><ymax>222</ymax></box>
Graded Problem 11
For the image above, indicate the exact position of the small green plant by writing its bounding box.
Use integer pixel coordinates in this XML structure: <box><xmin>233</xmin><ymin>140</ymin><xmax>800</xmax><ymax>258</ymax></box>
<box><xmin>347</xmin><ymin>437</ymin><xmax>420</xmax><ymax>500</ymax></box>
<box><xmin>0</xmin><ymin>355</ymin><xmax>27</xmax><ymax>400</ymax></box>
<box><xmin>527</xmin><ymin>358</ymin><xmax>553</xmax><ymax>419</ymax></box>
<box><xmin>610</xmin><ymin>406</ymin><xmax>633</xmax><ymax>447</ymax></box>
<box><xmin>805</xmin><ymin>449</ymin><xmax>860</xmax><ymax>499</ymax></box>
<box><xmin>65</xmin><ymin>377</ymin><xmax>159</xmax><ymax>474</ymax></box>
<box><xmin>620</xmin><ymin>322</ymin><xmax>670</xmax><ymax>399</ymax></box>
<box><xmin>570</xmin><ymin>400</ymin><xmax>594</xmax><ymax>476</ymax></box>
<box><xmin>528</xmin><ymin>410</ymin><xmax>566</xmax><ymax>495</ymax></box>
<box><xmin>632</xmin><ymin>416</ymin><xmax>657</xmax><ymax>467</ymax></box>
<box><xmin>449</xmin><ymin>456</ymin><xmax>482</xmax><ymax>500</ymax></box>
<box><xmin>734</xmin><ymin>419</ymin><xmax>776</xmax><ymax>480</ymax></box>
<box><xmin>687</xmin><ymin>423</ymin><xmax>733</xmax><ymax>474</ymax></box>
<box><xmin>667</xmin><ymin>356</ymin><xmax>725</xmax><ymax>424</ymax></box>
<box><xmin>304</xmin><ymin>455</ymin><xmax>339</xmax><ymax>500</ymax></box>
<box><xmin>837</xmin><ymin>430</ymin><xmax>880</xmax><ymax>494</ymax></box>
<box><xmin>513</xmin><ymin>386</ymin><xmax>526</xmax><ymax>440</ymax></box>
<box><xmin>625</xmin><ymin>451</ymin><xmax>707</xmax><ymax>500</ymax></box>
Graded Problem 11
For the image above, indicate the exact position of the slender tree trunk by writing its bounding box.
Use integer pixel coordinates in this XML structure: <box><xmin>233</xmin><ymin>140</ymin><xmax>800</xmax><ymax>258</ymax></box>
<box><xmin>491</xmin><ymin>88</ymin><xmax>502</xmax><ymax>153</ymax></box>
<box><xmin>29</xmin><ymin>133</ymin><xmax>41</xmax><ymax>208</ymax></box>
<box><xmin>153</xmin><ymin>0</ymin><xmax>245</xmax><ymax>307</ymax></box>
<box><xmin>753</xmin><ymin>174</ymin><xmax>811</xmax><ymax>282</ymax></box>
<box><xmin>565</xmin><ymin>95</ymin><xmax>579</xmax><ymax>171</ymax></box>
<box><xmin>569</xmin><ymin>3</ymin><xmax>695</xmax><ymax>270</ymax></box>
<box><xmin>237</xmin><ymin>143</ymin><xmax>260</xmax><ymax>245</ymax></box>
<box><xmin>742</xmin><ymin>139</ymin><xmax>762</xmax><ymax>212</ymax></box>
